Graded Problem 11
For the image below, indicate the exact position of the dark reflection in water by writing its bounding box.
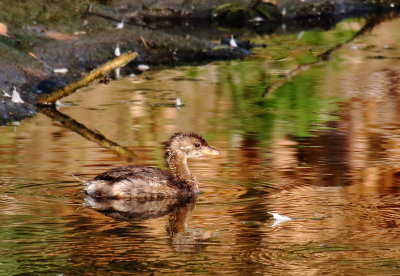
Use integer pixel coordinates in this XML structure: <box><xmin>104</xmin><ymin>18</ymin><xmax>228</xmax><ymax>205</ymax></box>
<box><xmin>2</xmin><ymin>16</ymin><xmax>400</xmax><ymax>275</ymax></box>
<box><xmin>86</xmin><ymin>196</ymin><xmax>217</xmax><ymax>253</ymax></box>
<box><xmin>85</xmin><ymin>196</ymin><xmax>193</xmax><ymax>221</ymax></box>
<box><xmin>296</xmin><ymin>123</ymin><xmax>351</xmax><ymax>187</ymax></box>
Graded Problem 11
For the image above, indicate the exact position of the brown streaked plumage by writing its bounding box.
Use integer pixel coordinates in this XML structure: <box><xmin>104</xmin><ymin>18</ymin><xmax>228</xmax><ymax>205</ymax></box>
<box><xmin>83</xmin><ymin>132</ymin><xmax>219</xmax><ymax>199</ymax></box>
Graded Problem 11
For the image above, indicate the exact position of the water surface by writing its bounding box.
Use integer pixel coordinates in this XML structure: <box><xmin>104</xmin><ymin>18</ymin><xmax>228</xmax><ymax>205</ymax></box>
<box><xmin>1</xmin><ymin>17</ymin><xmax>400</xmax><ymax>275</ymax></box>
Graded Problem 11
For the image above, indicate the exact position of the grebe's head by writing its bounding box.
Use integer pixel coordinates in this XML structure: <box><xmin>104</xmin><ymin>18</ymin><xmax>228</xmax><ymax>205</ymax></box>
<box><xmin>167</xmin><ymin>132</ymin><xmax>219</xmax><ymax>158</ymax></box>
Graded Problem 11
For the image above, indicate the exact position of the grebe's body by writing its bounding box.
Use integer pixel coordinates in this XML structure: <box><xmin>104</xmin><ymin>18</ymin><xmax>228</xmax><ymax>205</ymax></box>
<box><xmin>83</xmin><ymin>133</ymin><xmax>219</xmax><ymax>199</ymax></box>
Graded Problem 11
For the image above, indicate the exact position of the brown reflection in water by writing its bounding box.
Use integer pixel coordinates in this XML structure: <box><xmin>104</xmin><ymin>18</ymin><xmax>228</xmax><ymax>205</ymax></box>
<box><xmin>40</xmin><ymin>107</ymin><xmax>136</xmax><ymax>161</ymax></box>
<box><xmin>337</xmin><ymin>52</ymin><xmax>400</xmax><ymax>195</ymax></box>
<box><xmin>236</xmin><ymin>133</ymin><xmax>265</xmax><ymax>189</ymax></box>
<box><xmin>167</xmin><ymin>199</ymin><xmax>217</xmax><ymax>253</ymax></box>
<box><xmin>231</xmin><ymin>201</ymin><xmax>270</xmax><ymax>275</ymax></box>
<box><xmin>295</xmin><ymin>122</ymin><xmax>350</xmax><ymax>187</ymax></box>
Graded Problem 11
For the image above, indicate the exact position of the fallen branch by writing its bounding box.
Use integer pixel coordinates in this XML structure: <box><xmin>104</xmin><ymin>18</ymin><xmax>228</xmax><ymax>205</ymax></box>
<box><xmin>39</xmin><ymin>107</ymin><xmax>136</xmax><ymax>161</ymax></box>
<box><xmin>37</xmin><ymin>51</ymin><xmax>138</xmax><ymax>105</ymax></box>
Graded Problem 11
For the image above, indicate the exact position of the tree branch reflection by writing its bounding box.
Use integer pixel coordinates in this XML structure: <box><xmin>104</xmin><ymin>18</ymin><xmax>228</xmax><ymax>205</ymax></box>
<box><xmin>39</xmin><ymin>107</ymin><xmax>136</xmax><ymax>161</ymax></box>
<box><xmin>262</xmin><ymin>14</ymin><xmax>391</xmax><ymax>98</ymax></box>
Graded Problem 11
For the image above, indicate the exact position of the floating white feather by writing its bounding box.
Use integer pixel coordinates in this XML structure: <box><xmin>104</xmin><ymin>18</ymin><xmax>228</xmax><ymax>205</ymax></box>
<box><xmin>116</xmin><ymin>20</ymin><xmax>124</xmax><ymax>30</ymax></box>
<box><xmin>11</xmin><ymin>87</ymin><xmax>24</xmax><ymax>103</ymax></box>
<box><xmin>281</xmin><ymin>7</ymin><xmax>287</xmax><ymax>16</ymax></box>
<box><xmin>297</xmin><ymin>31</ymin><xmax>305</xmax><ymax>40</ymax></box>
<box><xmin>175</xmin><ymin>97</ymin><xmax>184</xmax><ymax>107</ymax></box>
<box><xmin>114</xmin><ymin>44</ymin><xmax>121</xmax><ymax>57</ymax></box>
<box><xmin>2</xmin><ymin>89</ymin><xmax>10</xmax><ymax>97</ymax></box>
<box><xmin>53</xmin><ymin>68</ymin><xmax>69</xmax><ymax>74</ymax></box>
<box><xmin>249</xmin><ymin>17</ymin><xmax>264</xmax><ymax>22</ymax></box>
<box><xmin>229</xmin><ymin>35</ymin><xmax>238</xmax><ymax>48</ymax></box>
<box><xmin>268</xmin><ymin>212</ymin><xmax>293</xmax><ymax>227</ymax></box>
<box><xmin>137</xmin><ymin>64</ymin><xmax>150</xmax><ymax>71</ymax></box>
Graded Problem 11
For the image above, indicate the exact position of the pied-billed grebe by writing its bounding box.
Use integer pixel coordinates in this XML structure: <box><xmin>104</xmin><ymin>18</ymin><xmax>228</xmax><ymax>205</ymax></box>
<box><xmin>83</xmin><ymin>132</ymin><xmax>219</xmax><ymax>199</ymax></box>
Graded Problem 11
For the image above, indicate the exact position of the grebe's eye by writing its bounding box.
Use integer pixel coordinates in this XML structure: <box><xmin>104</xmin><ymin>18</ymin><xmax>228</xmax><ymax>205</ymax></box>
<box><xmin>194</xmin><ymin>143</ymin><xmax>201</xmax><ymax>148</ymax></box>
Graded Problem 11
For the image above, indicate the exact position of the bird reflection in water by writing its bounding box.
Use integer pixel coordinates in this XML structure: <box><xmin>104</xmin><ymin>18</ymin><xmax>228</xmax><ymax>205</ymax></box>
<box><xmin>85</xmin><ymin>195</ymin><xmax>218</xmax><ymax>252</ymax></box>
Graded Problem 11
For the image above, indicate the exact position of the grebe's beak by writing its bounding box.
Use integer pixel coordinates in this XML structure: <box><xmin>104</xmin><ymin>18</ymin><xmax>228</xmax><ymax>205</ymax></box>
<box><xmin>202</xmin><ymin>146</ymin><xmax>219</xmax><ymax>156</ymax></box>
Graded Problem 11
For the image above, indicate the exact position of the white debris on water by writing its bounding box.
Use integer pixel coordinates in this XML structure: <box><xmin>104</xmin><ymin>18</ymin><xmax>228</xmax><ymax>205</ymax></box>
<box><xmin>268</xmin><ymin>212</ymin><xmax>293</xmax><ymax>227</ymax></box>
<box><xmin>282</xmin><ymin>23</ymin><xmax>286</xmax><ymax>33</ymax></box>
<box><xmin>53</xmin><ymin>68</ymin><xmax>69</xmax><ymax>74</ymax></box>
<box><xmin>11</xmin><ymin>87</ymin><xmax>24</xmax><ymax>103</ymax></box>
<box><xmin>281</xmin><ymin>7</ymin><xmax>287</xmax><ymax>16</ymax></box>
<box><xmin>2</xmin><ymin>89</ymin><xmax>10</xmax><ymax>97</ymax></box>
<box><xmin>116</xmin><ymin>20</ymin><xmax>124</xmax><ymax>30</ymax></box>
<box><xmin>11</xmin><ymin>121</ymin><xmax>20</xmax><ymax>132</ymax></box>
<box><xmin>115</xmin><ymin>67</ymin><xmax>121</xmax><ymax>79</ymax></box>
<box><xmin>137</xmin><ymin>64</ymin><xmax>150</xmax><ymax>71</ymax></box>
<box><xmin>115</xmin><ymin>44</ymin><xmax>121</xmax><ymax>57</ymax></box>
<box><xmin>175</xmin><ymin>97</ymin><xmax>184</xmax><ymax>108</ymax></box>
<box><xmin>229</xmin><ymin>35</ymin><xmax>237</xmax><ymax>48</ymax></box>
<box><xmin>249</xmin><ymin>17</ymin><xmax>264</xmax><ymax>23</ymax></box>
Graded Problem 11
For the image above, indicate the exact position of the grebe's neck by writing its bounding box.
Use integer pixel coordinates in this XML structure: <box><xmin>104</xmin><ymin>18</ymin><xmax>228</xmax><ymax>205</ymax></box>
<box><xmin>166</xmin><ymin>150</ymin><xmax>199</xmax><ymax>192</ymax></box>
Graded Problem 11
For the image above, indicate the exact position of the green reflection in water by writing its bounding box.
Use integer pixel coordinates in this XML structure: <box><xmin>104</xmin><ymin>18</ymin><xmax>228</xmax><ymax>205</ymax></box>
<box><xmin>251</xmin><ymin>18</ymin><xmax>359</xmax><ymax>67</ymax></box>
<box><xmin>216</xmin><ymin>59</ymin><xmax>340</xmax><ymax>144</ymax></box>
<box><xmin>0</xmin><ymin>217</ymin><xmax>67</xmax><ymax>275</ymax></box>
<box><xmin>270</xmin><ymin>68</ymin><xmax>339</xmax><ymax>138</ymax></box>
<box><xmin>210</xmin><ymin>19</ymin><xmax>359</xmax><ymax>144</ymax></box>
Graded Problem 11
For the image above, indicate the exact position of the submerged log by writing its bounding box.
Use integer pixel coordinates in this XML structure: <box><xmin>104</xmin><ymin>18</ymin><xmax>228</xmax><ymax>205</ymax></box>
<box><xmin>37</xmin><ymin>51</ymin><xmax>138</xmax><ymax>106</ymax></box>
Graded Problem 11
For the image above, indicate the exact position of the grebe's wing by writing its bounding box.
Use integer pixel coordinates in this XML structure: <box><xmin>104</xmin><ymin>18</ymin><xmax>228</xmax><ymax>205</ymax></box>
<box><xmin>94</xmin><ymin>165</ymin><xmax>173</xmax><ymax>183</ymax></box>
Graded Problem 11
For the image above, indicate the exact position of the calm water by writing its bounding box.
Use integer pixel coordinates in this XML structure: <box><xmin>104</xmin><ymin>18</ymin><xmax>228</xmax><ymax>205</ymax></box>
<box><xmin>1</xmin><ymin>18</ymin><xmax>400</xmax><ymax>275</ymax></box>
